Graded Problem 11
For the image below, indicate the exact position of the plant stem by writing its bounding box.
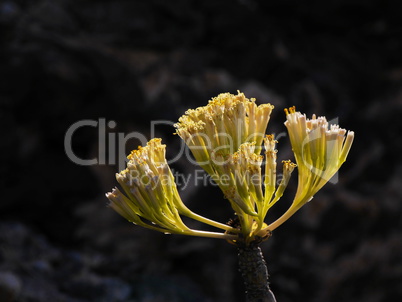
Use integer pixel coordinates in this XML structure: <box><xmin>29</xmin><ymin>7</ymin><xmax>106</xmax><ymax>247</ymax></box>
<box><xmin>266</xmin><ymin>198</ymin><xmax>307</xmax><ymax>232</ymax></box>
<box><xmin>186</xmin><ymin>230</ymin><xmax>238</xmax><ymax>241</ymax></box>
<box><xmin>237</xmin><ymin>243</ymin><xmax>277</xmax><ymax>302</ymax></box>
<box><xmin>178</xmin><ymin>206</ymin><xmax>241</xmax><ymax>233</ymax></box>
<box><xmin>188</xmin><ymin>211</ymin><xmax>242</xmax><ymax>233</ymax></box>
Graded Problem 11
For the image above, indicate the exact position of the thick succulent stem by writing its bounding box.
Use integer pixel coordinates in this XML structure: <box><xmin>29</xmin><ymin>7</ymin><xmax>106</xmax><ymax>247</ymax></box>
<box><xmin>237</xmin><ymin>244</ymin><xmax>277</xmax><ymax>302</ymax></box>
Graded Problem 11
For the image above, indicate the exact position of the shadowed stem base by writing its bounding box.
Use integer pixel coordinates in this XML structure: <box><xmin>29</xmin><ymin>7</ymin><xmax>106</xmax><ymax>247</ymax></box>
<box><xmin>237</xmin><ymin>244</ymin><xmax>277</xmax><ymax>302</ymax></box>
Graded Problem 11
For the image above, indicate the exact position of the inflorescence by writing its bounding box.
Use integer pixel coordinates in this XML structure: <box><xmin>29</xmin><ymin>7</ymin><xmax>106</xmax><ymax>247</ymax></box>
<box><xmin>106</xmin><ymin>92</ymin><xmax>354</xmax><ymax>245</ymax></box>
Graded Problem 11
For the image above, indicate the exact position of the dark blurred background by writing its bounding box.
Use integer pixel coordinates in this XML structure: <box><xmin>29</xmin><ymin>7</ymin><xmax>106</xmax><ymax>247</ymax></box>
<box><xmin>1</xmin><ymin>0</ymin><xmax>402</xmax><ymax>301</ymax></box>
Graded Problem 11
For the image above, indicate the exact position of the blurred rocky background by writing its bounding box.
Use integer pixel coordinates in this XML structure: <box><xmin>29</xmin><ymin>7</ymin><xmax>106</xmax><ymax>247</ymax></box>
<box><xmin>1</xmin><ymin>0</ymin><xmax>402</xmax><ymax>301</ymax></box>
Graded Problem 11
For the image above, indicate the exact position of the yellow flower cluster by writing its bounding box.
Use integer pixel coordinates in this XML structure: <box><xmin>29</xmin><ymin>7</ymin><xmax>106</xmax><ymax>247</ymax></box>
<box><xmin>174</xmin><ymin>92</ymin><xmax>274</xmax><ymax>175</ymax></box>
<box><xmin>106</xmin><ymin>138</ymin><xmax>238</xmax><ymax>240</ymax></box>
<box><xmin>174</xmin><ymin>92</ymin><xmax>288</xmax><ymax>241</ymax></box>
<box><xmin>266</xmin><ymin>107</ymin><xmax>354</xmax><ymax>231</ymax></box>
<box><xmin>106</xmin><ymin>92</ymin><xmax>354</xmax><ymax>244</ymax></box>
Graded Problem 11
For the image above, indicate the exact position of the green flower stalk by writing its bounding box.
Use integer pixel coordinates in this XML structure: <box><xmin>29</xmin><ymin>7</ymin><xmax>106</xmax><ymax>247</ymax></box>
<box><xmin>106</xmin><ymin>91</ymin><xmax>354</xmax><ymax>301</ymax></box>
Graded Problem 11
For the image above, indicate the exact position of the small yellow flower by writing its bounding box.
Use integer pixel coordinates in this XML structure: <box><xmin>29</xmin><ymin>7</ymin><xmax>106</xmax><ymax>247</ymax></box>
<box><xmin>262</xmin><ymin>135</ymin><xmax>297</xmax><ymax>218</ymax></box>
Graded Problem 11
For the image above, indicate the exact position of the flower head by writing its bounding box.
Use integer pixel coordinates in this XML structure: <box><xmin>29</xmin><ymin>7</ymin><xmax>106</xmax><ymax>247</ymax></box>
<box><xmin>174</xmin><ymin>91</ymin><xmax>274</xmax><ymax>175</ymax></box>
<box><xmin>107</xmin><ymin>138</ymin><xmax>239</xmax><ymax>240</ymax></box>
<box><xmin>284</xmin><ymin>106</ymin><xmax>354</xmax><ymax>206</ymax></box>
<box><xmin>106</xmin><ymin>138</ymin><xmax>190</xmax><ymax>234</ymax></box>
<box><xmin>264</xmin><ymin>107</ymin><xmax>354</xmax><ymax>231</ymax></box>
